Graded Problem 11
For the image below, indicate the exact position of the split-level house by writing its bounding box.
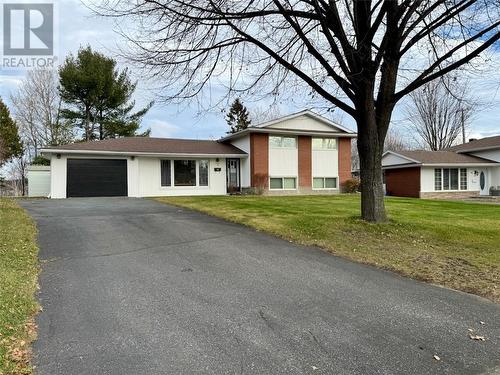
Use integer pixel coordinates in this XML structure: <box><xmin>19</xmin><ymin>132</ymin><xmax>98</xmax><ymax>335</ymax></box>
<box><xmin>382</xmin><ymin>135</ymin><xmax>500</xmax><ymax>198</ymax></box>
<box><xmin>37</xmin><ymin>110</ymin><xmax>356</xmax><ymax>198</ymax></box>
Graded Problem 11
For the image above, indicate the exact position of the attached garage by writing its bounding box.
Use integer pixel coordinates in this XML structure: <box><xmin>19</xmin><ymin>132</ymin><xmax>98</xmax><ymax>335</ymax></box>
<box><xmin>67</xmin><ymin>159</ymin><xmax>128</xmax><ymax>197</ymax></box>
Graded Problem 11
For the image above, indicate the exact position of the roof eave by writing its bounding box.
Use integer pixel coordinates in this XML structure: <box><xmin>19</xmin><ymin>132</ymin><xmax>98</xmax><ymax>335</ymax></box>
<box><xmin>455</xmin><ymin>145</ymin><xmax>500</xmax><ymax>153</ymax></box>
<box><xmin>219</xmin><ymin>127</ymin><xmax>357</xmax><ymax>142</ymax></box>
<box><xmin>40</xmin><ymin>149</ymin><xmax>247</xmax><ymax>158</ymax></box>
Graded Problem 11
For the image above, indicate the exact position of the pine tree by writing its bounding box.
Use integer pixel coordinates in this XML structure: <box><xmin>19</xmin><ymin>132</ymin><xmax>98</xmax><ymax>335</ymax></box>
<box><xmin>0</xmin><ymin>98</ymin><xmax>23</xmax><ymax>166</ymax></box>
<box><xmin>226</xmin><ymin>98</ymin><xmax>251</xmax><ymax>134</ymax></box>
<box><xmin>59</xmin><ymin>46</ymin><xmax>152</xmax><ymax>141</ymax></box>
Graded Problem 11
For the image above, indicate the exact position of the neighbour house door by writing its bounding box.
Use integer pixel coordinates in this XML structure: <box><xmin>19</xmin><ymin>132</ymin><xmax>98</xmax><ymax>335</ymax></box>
<box><xmin>479</xmin><ymin>170</ymin><xmax>489</xmax><ymax>196</ymax></box>
<box><xmin>226</xmin><ymin>159</ymin><xmax>240</xmax><ymax>193</ymax></box>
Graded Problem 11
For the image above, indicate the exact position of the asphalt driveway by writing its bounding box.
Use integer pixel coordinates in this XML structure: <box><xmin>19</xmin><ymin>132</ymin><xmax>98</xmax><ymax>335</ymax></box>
<box><xmin>21</xmin><ymin>198</ymin><xmax>500</xmax><ymax>375</ymax></box>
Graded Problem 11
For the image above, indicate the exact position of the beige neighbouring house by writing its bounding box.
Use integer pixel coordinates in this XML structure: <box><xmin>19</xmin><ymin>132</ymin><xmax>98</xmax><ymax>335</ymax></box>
<box><xmin>382</xmin><ymin>135</ymin><xmax>500</xmax><ymax>198</ymax></box>
<box><xmin>33</xmin><ymin>110</ymin><xmax>357</xmax><ymax>198</ymax></box>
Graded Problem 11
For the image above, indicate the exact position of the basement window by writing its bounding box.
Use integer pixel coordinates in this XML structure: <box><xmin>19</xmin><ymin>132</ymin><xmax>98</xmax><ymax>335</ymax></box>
<box><xmin>269</xmin><ymin>177</ymin><xmax>296</xmax><ymax>190</ymax></box>
<box><xmin>313</xmin><ymin>177</ymin><xmax>338</xmax><ymax>189</ymax></box>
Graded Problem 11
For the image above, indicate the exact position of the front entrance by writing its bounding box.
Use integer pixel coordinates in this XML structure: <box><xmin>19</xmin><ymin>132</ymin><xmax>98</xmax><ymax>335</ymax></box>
<box><xmin>479</xmin><ymin>170</ymin><xmax>489</xmax><ymax>195</ymax></box>
<box><xmin>226</xmin><ymin>159</ymin><xmax>240</xmax><ymax>193</ymax></box>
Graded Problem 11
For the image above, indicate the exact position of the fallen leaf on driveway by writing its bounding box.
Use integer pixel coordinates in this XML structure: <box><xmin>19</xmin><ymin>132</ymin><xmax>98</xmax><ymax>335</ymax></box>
<box><xmin>469</xmin><ymin>334</ymin><xmax>486</xmax><ymax>341</ymax></box>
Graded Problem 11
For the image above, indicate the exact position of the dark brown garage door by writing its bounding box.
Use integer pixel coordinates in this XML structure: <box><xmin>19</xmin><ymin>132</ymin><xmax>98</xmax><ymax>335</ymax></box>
<box><xmin>67</xmin><ymin>159</ymin><xmax>128</xmax><ymax>197</ymax></box>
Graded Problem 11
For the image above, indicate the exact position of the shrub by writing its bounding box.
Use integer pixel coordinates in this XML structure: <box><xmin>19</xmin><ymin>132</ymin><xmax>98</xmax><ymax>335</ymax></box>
<box><xmin>341</xmin><ymin>178</ymin><xmax>360</xmax><ymax>193</ymax></box>
<box><xmin>31</xmin><ymin>156</ymin><xmax>50</xmax><ymax>166</ymax></box>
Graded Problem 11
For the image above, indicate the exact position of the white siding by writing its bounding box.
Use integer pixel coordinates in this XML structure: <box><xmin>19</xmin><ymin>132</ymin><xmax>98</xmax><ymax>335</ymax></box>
<box><xmin>469</xmin><ymin>149</ymin><xmax>500</xmax><ymax>162</ymax></box>
<box><xmin>50</xmin><ymin>155</ymin><xmax>67</xmax><ymax>198</ymax></box>
<box><xmin>266</xmin><ymin>115</ymin><xmax>340</xmax><ymax>132</ymax></box>
<box><xmin>27</xmin><ymin>166</ymin><xmax>51</xmax><ymax>197</ymax></box>
<box><xmin>268</xmin><ymin>147</ymin><xmax>298</xmax><ymax>177</ymax></box>
<box><xmin>312</xmin><ymin>149</ymin><xmax>338</xmax><ymax>178</ymax></box>
<box><xmin>230</xmin><ymin>135</ymin><xmax>251</xmax><ymax>188</ymax></box>
<box><xmin>420</xmin><ymin>166</ymin><xmax>481</xmax><ymax>192</ymax></box>
<box><xmin>137</xmin><ymin>157</ymin><xmax>227</xmax><ymax>197</ymax></box>
<box><xmin>382</xmin><ymin>153</ymin><xmax>415</xmax><ymax>166</ymax></box>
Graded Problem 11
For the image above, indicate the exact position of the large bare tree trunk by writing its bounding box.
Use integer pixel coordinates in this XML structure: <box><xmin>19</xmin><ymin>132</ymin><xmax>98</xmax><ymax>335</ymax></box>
<box><xmin>356</xmin><ymin>95</ymin><xmax>387</xmax><ymax>223</ymax></box>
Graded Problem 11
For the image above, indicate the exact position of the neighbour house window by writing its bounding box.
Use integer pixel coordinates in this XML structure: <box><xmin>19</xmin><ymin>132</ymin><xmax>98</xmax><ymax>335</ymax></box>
<box><xmin>460</xmin><ymin>168</ymin><xmax>467</xmax><ymax>190</ymax></box>
<box><xmin>174</xmin><ymin>160</ymin><xmax>196</xmax><ymax>186</ymax></box>
<box><xmin>434</xmin><ymin>169</ymin><xmax>442</xmax><ymax>191</ymax></box>
<box><xmin>161</xmin><ymin>160</ymin><xmax>171</xmax><ymax>187</ymax></box>
<box><xmin>199</xmin><ymin>160</ymin><xmax>209</xmax><ymax>186</ymax></box>
<box><xmin>269</xmin><ymin>136</ymin><xmax>297</xmax><ymax>148</ymax></box>
<box><xmin>313</xmin><ymin>177</ymin><xmax>338</xmax><ymax>189</ymax></box>
<box><xmin>434</xmin><ymin>168</ymin><xmax>467</xmax><ymax>191</ymax></box>
<box><xmin>312</xmin><ymin>138</ymin><xmax>337</xmax><ymax>150</ymax></box>
<box><xmin>269</xmin><ymin>177</ymin><xmax>296</xmax><ymax>190</ymax></box>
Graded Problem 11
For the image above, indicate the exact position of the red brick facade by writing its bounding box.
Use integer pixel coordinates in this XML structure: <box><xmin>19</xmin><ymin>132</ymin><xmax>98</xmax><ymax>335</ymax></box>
<box><xmin>338</xmin><ymin>138</ymin><xmax>352</xmax><ymax>187</ymax></box>
<box><xmin>298</xmin><ymin>136</ymin><xmax>312</xmax><ymax>187</ymax></box>
<box><xmin>385</xmin><ymin>167</ymin><xmax>421</xmax><ymax>198</ymax></box>
<box><xmin>250</xmin><ymin>133</ymin><xmax>269</xmax><ymax>188</ymax></box>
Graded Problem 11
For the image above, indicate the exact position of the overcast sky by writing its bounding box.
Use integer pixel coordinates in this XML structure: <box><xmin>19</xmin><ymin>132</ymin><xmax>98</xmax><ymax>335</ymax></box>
<box><xmin>1</xmin><ymin>0</ymin><xmax>498</xmax><ymax>142</ymax></box>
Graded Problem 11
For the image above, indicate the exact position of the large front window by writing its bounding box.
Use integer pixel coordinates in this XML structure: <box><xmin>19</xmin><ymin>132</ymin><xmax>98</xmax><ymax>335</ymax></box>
<box><xmin>434</xmin><ymin>168</ymin><xmax>467</xmax><ymax>191</ymax></box>
<box><xmin>174</xmin><ymin>160</ymin><xmax>196</xmax><ymax>186</ymax></box>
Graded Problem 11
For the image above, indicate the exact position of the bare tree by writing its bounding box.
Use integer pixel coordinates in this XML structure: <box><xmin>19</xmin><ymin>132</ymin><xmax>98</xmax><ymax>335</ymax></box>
<box><xmin>352</xmin><ymin>128</ymin><xmax>410</xmax><ymax>171</ymax></box>
<box><xmin>94</xmin><ymin>1</ymin><xmax>500</xmax><ymax>222</ymax></box>
<box><xmin>250</xmin><ymin>105</ymin><xmax>283</xmax><ymax>124</ymax></box>
<box><xmin>406</xmin><ymin>77</ymin><xmax>476</xmax><ymax>150</ymax></box>
<box><xmin>11</xmin><ymin>69</ymin><xmax>73</xmax><ymax>158</ymax></box>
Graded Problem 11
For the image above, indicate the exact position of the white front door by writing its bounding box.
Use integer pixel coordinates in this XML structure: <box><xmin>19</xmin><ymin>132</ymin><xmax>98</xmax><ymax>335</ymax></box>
<box><xmin>479</xmin><ymin>170</ymin><xmax>489</xmax><ymax>195</ymax></box>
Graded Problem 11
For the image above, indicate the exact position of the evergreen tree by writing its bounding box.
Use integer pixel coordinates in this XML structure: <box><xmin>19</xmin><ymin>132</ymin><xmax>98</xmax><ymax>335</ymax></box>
<box><xmin>59</xmin><ymin>46</ymin><xmax>152</xmax><ymax>141</ymax></box>
<box><xmin>0</xmin><ymin>98</ymin><xmax>23</xmax><ymax>166</ymax></box>
<box><xmin>226</xmin><ymin>99</ymin><xmax>251</xmax><ymax>134</ymax></box>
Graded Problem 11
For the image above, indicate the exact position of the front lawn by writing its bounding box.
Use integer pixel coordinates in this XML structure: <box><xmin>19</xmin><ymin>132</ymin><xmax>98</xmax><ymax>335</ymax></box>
<box><xmin>154</xmin><ymin>195</ymin><xmax>500</xmax><ymax>302</ymax></box>
<box><xmin>0</xmin><ymin>199</ymin><xmax>39</xmax><ymax>375</ymax></box>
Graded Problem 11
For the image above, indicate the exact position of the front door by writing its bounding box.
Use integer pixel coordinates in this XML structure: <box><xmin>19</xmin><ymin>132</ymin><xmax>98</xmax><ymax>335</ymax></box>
<box><xmin>479</xmin><ymin>170</ymin><xmax>489</xmax><ymax>195</ymax></box>
<box><xmin>226</xmin><ymin>159</ymin><xmax>240</xmax><ymax>193</ymax></box>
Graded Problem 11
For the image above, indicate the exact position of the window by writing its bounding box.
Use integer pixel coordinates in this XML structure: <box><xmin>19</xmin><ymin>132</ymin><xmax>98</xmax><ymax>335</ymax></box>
<box><xmin>174</xmin><ymin>160</ymin><xmax>196</xmax><ymax>186</ymax></box>
<box><xmin>460</xmin><ymin>169</ymin><xmax>467</xmax><ymax>190</ymax></box>
<box><xmin>269</xmin><ymin>136</ymin><xmax>297</xmax><ymax>148</ymax></box>
<box><xmin>434</xmin><ymin>168</ymin><xmax>466</xmax><ymax>191</ymax></box>
<box><xmin>199</xmin><ymin>160</ymin><xmax>209</xmax><ymax>186</ymax></box>
<box><xmin>161</xmin><ymin>160</ymin><xmax>171</xmax><ymax>187</ymax></box>
<box><xmin>434</xmin><ymin>169</ymin><xmax>441</xmax><ymax>191</ymax></box>
<box><xmin>313</xmin><ymin>177</ymin><xmax>338</xmax><ymax>189</ymax></box>
<box><xmin>312</xmin><ymin>138</ymin><xmax>337</xmax><ymax>150</ymax></box>
<box><xmin>269</xmin><ymin>177</ymin><xmax>296</xmax><ymax>190</ymax></box>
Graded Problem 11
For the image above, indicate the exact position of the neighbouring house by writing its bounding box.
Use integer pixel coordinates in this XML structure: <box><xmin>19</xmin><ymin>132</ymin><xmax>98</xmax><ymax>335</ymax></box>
<box><xmin>35</xmin><ymin>110</ymin><xmax>356</xmax><ymax>198</ymax></box>
<box><xmin>382</xmin><ymin>135</ymin><xmax>500</xmax><ymax>198</ymax></box>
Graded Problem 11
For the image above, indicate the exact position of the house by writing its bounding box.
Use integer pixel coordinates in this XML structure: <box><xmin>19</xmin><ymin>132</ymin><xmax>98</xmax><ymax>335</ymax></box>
<box><xmin>382</xmin><ymin>135</ymin><xmax>500</xmax><ymax>198</ymax></box>
<box><xmin>37</xmin><ymin>110</ymin><xmax>356</xmax><ymax>198</ymax></box>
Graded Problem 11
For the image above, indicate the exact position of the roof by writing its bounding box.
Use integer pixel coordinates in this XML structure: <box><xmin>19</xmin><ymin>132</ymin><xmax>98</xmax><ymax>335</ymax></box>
<box><xmin>446</xmin><ymin>135</ymin><xmax>500</xmax><ymax>153</ymax></box>
<box><xmin>41</xmin><ymin>137</ymin><xmax>247</xmax><ymax>156</ymax></box>
<box><xmin>219</xmin><ymin>110</ymin><xmax>357</xmax><ymax>142</ymax></box>
<box><xmin>383</xmin><ymin>150</ymin><xmax>496</xmax><ymax>166</ymax></box>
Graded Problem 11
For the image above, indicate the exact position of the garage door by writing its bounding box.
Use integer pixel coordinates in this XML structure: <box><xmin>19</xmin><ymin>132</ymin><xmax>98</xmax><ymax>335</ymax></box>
<box><xmin>67</xmin><ymin>159</ymin><xmax>128</xmax><ymax>197</ymax></box>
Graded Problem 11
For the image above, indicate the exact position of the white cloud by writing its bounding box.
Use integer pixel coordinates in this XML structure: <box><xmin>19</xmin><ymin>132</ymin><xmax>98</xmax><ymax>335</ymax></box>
<box><xmin>145</xmin><ymin>119</ymin><xmax>181</xmax><ymax>138</ymax></box>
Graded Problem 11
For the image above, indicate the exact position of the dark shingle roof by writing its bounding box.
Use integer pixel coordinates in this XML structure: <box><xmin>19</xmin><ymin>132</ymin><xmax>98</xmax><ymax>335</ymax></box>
<box><xmin>43</xmin><ymin>137</ymin><xmax>246</xmax><ymax>155</ymax></box>
<box><xmin>446</xmin><ymin>135</ymin><xmax>500</xmax><ymax>153</ymax></box>
<box><xmin>393</xmin><ymin>150</ymin><xmax>495</xmax><ymax>164</ymax></box>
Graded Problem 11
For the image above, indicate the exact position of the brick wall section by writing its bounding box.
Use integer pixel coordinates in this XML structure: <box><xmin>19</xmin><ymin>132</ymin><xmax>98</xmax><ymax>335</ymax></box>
<box><xmin>298</xmin><ymin>136</ymin><xmax>312</xmax><ymax>187</ymax></box>
<box><xmin>385</xmin><ymin>167</ymin><xmax>421</xmax><ymax>198</ymax></box>
<box><xmin>250</xmin><ymin>133</ymin><xmax>269</xmax><ymax>188</ymax></box>
<box><xmin>338</xmin><ymin>138</ymin><xmax>352</xmax><ymax>187</ymax></box>
<box><xmin>420</xmin><ymin>191</ymin><xmax>480</xmax><ymax>199</ymax></box>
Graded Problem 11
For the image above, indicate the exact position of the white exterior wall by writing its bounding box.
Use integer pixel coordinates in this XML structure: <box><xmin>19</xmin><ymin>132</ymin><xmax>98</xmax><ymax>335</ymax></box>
<box><xmin>266</xmin><ymin>115</ymin><xmax>341</xmax><ymax>132</ymax></box>
<box><xmin>469</xmin><ymin>149</ymin><xmax>500</xmax><ymax>162</ymax></box>
<box><xmin>230</xmin><ymin>136</ymin><xmax>251</xmax><ymax>188</ymax></box>
<box><xmin>312</xmin><ymin>149</ymin><xmax>339</xmax><ymax>178</ymax></box>
<box><xmin>50</xmin><ymin>154</ymin><xmax>67</xmax><ymax>198</ymax></box>
<box><xmin>137</xmin><ymin>157</ymin><xmax>227</xmax><ymax>197</ymax></box>
<box><xmin>420</xmin><ymin>166</ymin><xmax>481</xmax><ymax>192</ymax></box>
<box><xmin>268</xmin><ymin>146</ymin><xmax>298</xmax><ymax>178</ymax></box>
<box><xmin>27</xmin><ymin>166</ymin><xmax>51</xmax><ymax>197</ymax></box>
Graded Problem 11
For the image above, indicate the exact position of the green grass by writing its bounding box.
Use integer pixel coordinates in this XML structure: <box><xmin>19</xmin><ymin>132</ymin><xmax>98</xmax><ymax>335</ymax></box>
<box><xmin>0</xmin><ymin>199</ymin><xmax>39</xmax><ymax>375</ymax></box>
<box><xmin>154</xmin><ymin>195</ymin><xmax>500</xmax><ymax>302</ymax></box>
